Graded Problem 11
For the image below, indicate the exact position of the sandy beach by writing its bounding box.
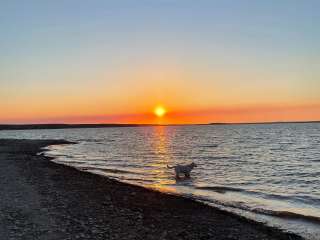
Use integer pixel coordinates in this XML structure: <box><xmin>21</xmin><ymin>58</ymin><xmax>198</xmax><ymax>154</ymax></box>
<box><xmin>0</xmin><ymin>139</ymin><xmax>303</xmax><ymax>240</ymax></box>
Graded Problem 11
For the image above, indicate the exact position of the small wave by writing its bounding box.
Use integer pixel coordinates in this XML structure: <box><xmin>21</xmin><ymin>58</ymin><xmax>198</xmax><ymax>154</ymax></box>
<box><xmin>197</xmin><ymin>193</ymin><xmax>320</xmax><ymax>225</ymax></box>
<box><xmin>77</xmin><ymin>139</ymin><xmax>101</xmax><ymax>142</ymax></box>
<box><xmin>295</xmin><ymin>147</ymin><xmax>310</xmax><ymax>150</ymax></box>
<box><xmin>199</xmin><ymin>156</ymin><xmax>237</xmax><ymax>160</ymax></box>
<box><xmin>56</xmin><ymin>160</ymin><xmax>87</xmax><ymax>165</ymax></box>
<box><xmin>195</xmin><ymin>185</ymin><xmax>244</xmax><ymax>193</ymax></box>
<box><xmin>196</xmin><ymin>185</ymin><xmax>318</xmax><ymax>204</ymax></box>
<box><xmin>77</xmin><ymin>166</ymin><xmax>142</xmax><ymax>175</ymax></box>
<box><xmin>279</xmin><ymin>142</ymin><xmax>295</xmax><ymax>145</ymax></box>
<box><xmin>250</xmin><ymin>208</ymin><xmax>320</xmax><ymax>224</ymax></box>
<box><xmin>77</xmin><ymin>139</ymin><xmax>115</xmax><ymax>143</ymax></box>
<box><xmin>123</xmin><ymin>177</ymin><xmax>154</xmax><ymax>183</ymax></box>
<box><xmin>46</xmin><ymin>153</ymin><xmax>73</xmax><ymax>158</ymax></box>
<box><xmin>195</xmin><ymin>186</ymin><xmax>320</xmax><ymax>224</ymax></box>
<box><xmin>310</xmin><ymin>159</ymin><xmax>320</xmax><ymax>162</ymax></box>
<box><xmin>199</xmin><ymin>144</ymin><xmax>219</xmax><ymax>148</ymax></box>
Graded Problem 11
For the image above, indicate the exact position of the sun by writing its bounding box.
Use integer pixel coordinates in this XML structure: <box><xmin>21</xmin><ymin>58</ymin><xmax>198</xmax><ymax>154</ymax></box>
<box><xmin>154</xmin><ymin>106</ymin><xmax>166</xmax><ymax>117</ymax></box>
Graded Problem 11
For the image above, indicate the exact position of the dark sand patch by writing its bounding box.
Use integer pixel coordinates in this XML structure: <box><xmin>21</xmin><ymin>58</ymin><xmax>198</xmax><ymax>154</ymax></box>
<box><xmin>0</xmin><ymin>139</ymin><xmax>303</xmax><ymax>240</ymax></box>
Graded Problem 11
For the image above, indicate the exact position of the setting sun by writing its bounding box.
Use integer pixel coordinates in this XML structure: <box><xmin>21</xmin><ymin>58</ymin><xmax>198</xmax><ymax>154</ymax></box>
<box><xmin>154</xmin><ymin>106</ymin><xmax>166</xmax><ymax>117</ymax></box>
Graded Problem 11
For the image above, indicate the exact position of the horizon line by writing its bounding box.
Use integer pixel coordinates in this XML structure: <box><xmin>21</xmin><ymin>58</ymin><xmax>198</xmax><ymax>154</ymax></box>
<box><xmin>0</xmin><ymin>120</ymin><xmax>319</xmax><ymax>131</ymax></box>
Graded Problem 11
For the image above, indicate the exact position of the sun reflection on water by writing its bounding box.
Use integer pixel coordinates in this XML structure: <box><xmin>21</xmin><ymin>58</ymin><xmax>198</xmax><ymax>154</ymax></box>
<box><xmin>147</xmin><ymin>126</ymin><xmax>177</xmax><ymax>190</ymax></box>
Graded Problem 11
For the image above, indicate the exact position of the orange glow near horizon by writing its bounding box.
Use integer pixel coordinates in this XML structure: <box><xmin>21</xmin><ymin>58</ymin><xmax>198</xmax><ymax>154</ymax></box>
<box><xmin>1</xmin><ymin>103</ymin><xmax>319</xmax><ymax>125</ymax></box>
<box><xmin>1</xmin><ymin>59</ymin><xmax>319</xmax><ymax>125</ymax></box>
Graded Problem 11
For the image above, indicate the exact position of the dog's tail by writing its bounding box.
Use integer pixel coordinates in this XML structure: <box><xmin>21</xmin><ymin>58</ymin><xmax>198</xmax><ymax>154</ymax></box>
<box><xmin>167</xmin><ymin>165</ymin><xmax>174</xmax><ymax>169</ymax></box>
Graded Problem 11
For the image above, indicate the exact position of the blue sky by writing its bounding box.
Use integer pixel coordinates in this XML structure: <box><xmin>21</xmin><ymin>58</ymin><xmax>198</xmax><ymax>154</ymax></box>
<box><xmin>1</xmin><ymin>0</ymin><xmax>319</xmax><ymax>123</ymax></box>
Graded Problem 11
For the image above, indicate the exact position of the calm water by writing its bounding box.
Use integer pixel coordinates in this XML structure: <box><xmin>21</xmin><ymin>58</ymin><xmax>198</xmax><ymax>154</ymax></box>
<box><xmin>1</xmin><ymin>123</ymin><xmax>320</xmax><ymax>239</ymax></box>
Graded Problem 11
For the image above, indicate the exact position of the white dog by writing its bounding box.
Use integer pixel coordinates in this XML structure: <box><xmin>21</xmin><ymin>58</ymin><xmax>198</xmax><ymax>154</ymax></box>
<box><xmin>167</xmin><ymin>162</ymin><xmax>197</xmax><ymax>178</ymax></box>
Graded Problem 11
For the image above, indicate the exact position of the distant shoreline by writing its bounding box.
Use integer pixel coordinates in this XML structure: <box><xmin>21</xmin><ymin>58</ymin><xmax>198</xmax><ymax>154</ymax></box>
<box><xmin>0</xmin><ymin>121</ymin><xmax>319</xmax><ymax>131</ymax></box>
<box><xmin>0</xmin><ymin>124</ymin><xmax>149</xmax><ymax>131</ymax></box>
<box><xmin>208</xmin><ymin>120</ymin><xmax>320</xmax><ymax>125</ymax></box>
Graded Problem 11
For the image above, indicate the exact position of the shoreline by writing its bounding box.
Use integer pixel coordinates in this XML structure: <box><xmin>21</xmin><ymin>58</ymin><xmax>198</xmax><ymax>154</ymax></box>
<box><xmin>0</xmin><ymin>139</ymin><xmax>303</xmax><ymax>239</ymax></box>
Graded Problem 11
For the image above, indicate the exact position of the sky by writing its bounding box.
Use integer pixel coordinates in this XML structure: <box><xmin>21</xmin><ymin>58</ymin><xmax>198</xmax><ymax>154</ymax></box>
<box><xmin>1</xmin><ymin>0</ymin><xmax>319</xmax><ymax>124</ymax></box>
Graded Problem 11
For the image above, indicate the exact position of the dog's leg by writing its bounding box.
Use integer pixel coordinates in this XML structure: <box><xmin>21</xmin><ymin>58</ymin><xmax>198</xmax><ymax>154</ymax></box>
<box><xmin>175</xmin><ymin>170</ymin><xmax>180</xmax><ymax>179</ymax></box>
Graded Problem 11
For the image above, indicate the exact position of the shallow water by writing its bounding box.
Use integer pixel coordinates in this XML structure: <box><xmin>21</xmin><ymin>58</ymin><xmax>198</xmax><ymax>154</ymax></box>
<box><xmin>1</xmin><ymin>123</ymin><xmax>320</xmax><ymax>239</ymax></box>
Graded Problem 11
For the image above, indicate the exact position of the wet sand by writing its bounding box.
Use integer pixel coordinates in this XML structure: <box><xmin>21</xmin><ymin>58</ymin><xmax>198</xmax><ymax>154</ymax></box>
<box><xmin>0</xmin><ymin>139</ymin><xmax>303</xmax><ymax>240</ymax></box>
